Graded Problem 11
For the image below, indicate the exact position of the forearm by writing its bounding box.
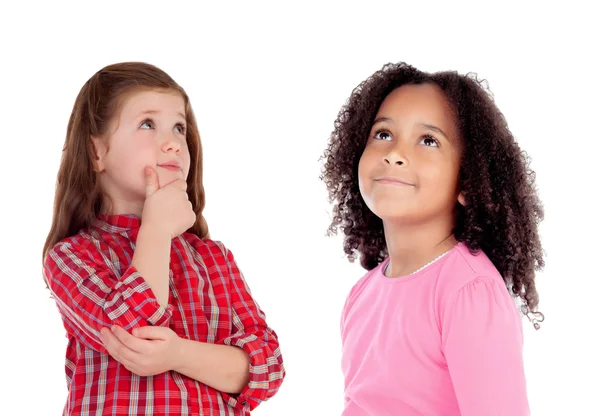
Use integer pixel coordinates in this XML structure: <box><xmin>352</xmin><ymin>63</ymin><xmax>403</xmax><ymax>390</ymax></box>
<box><xmin>173</xmin><ymin>338</ymin><xmax>250</xmax><ymax>394</ymax></box>
<box><xmin>131</xmin><ymin>225</ymin><xmax>171</xmax><ymax>307</ymax></box>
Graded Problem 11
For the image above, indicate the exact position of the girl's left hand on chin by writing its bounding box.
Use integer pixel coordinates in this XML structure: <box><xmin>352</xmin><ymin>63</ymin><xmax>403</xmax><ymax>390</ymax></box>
<box><xmin>100</xmin><ymin>325</ymin><xmax>182</xmax><ymax>377</ymax></box>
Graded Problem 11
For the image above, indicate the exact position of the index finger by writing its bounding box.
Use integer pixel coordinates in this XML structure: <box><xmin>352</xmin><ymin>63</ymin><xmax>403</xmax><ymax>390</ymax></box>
<box><xmin>144</xmin><ymin>166</ymin><xmax>160</xmax><ymax>197</ymax></box>
<box><xmin>110</xmin><ymin>326</ymin><xmax>148</xmax><ymax>353</ymax></box>
<box><xmin>163</xmin><ymin>178</ymin><xmax>188</xmax><ymax>191</ymax></box>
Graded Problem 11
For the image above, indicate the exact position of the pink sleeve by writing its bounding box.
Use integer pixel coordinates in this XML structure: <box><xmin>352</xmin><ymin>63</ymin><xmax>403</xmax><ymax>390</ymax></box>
<box><xmin>340</xmin><ymin>285</ymin><xmax>355</xmax><ymax>337</ymax></box>
<box><xmin>340</xmin><ymin>269</ymin><xmax>377</xmax><ymax>339</ymax></box>
<box><xmin>441</xmin><ymin>276</ymin><xmax>529</xmax><ymax>416</ymax></box>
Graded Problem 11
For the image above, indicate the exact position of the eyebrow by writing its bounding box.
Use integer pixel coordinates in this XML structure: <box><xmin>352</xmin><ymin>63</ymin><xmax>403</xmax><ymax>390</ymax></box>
<box><xmin>373</xmin><ymin>116</ymin><xmax>393</xmax><ymax>125</ymax></box>
<box><xmin>139</xmin><ymin>110</ymin><xmax>186</xmax><ymax>121</ymax></box>
<box><xmin>418</xmin><ymin>123</ymin><xmax>449</xmax><ymax>140</ymax></box>
<box><xmin>372</xmin><ymin>117</ymin><xmax>449</xmax><ymax>140</ymax></box>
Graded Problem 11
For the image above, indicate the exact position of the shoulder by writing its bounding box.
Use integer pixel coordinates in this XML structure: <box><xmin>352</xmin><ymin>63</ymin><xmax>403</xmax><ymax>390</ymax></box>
<box><xmin>435</xmin><ymin>242</ymin><xmax>506</xmax><ymax>298</ymax></box>
<box><xmin>182</xmin><ymin>233</ymin><xmax>228</xmax><ymax>253</ymax></box>
<box><xmin>43</xmin><ymin>230</ymin><xmax>111</xmax><ymax>291</ymax></box>
<box><xmin>343</xmin><ymin>261</ymin><xmax>385</xmax><ymax>314</ymax></box>
<box><xmin>435</xmin><ymin>243</ymin><xmax>520</xmax><ymax>327</ymax></box>
<box><xmin>181</xmin><ymin>233</ymin><xmax>235</xmax><ymax>264</ymax></box>
<box><xmin>45</xmin><ymin>229</ymin><xmax>99</xmax><ymax>266</ymax></box>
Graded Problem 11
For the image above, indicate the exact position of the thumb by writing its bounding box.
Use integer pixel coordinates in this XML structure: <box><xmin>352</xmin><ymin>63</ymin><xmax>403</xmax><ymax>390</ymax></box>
<box><xmin>145</xmin><ymin>167</ymin><xmax>159</xmax><ymax>197</ymax></box>
<box><xmin>132</xmin><ymin>325</ymin><xmax>167</xmax><ymax>340</ymax></box>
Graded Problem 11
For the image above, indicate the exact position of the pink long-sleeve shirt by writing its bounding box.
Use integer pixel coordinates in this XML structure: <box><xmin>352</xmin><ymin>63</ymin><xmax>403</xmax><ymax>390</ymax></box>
<box><xmin>341</xmin><ymin>242</ymin><xmax>529</xmax><ymax>415</ymax></box>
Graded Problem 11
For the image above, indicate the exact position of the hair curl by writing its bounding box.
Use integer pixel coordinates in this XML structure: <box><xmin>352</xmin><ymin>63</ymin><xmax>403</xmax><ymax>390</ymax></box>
<box><xmin>321</xmin><ymin>62</ymin><xmax>544</xmax><ymax>327</ymax></box>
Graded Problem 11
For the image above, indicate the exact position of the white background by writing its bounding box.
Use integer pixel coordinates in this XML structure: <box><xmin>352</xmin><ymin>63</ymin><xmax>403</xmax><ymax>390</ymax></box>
<box><xmin>1</xmin><ymin>1</ymin><xmax>598</xmax><ymax>415</ymax></box>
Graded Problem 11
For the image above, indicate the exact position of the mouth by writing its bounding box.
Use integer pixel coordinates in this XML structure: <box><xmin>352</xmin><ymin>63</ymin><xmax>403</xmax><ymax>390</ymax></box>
<box><xmin>158</xmin><ymin>161</ymin><xmax>182</xmax><ymax>172</ymax></box>
<box><xmin>374</xmin><ymin>177</ymin><xmax>415</xmax><ymax>186</ymax></box>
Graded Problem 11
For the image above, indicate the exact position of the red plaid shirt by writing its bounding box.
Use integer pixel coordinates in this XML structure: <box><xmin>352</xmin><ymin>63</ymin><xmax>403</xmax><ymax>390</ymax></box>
<box><xmin>44</xmin><ymin>215</ymin><xmax>285</xmax><ymax>415</ymax></box>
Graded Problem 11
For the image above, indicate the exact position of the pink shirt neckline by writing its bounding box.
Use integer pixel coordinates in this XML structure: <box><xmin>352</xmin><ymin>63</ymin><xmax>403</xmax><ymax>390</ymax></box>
<box><xmin>378</xmin><ymin>242</ymin><xmax>463</xmax><ymax>284</ymax></box>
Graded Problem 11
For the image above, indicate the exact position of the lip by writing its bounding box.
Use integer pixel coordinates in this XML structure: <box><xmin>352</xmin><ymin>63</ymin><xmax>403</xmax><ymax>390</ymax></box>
<box><xmin>374</xmin><ymin>177</ymin><xmax>415</xmax><ymax>186</ymax></box>
<box><xmin>158</xmin><ymin>160</ymin><xmax>182</xmax><ymax>171</ymax></box>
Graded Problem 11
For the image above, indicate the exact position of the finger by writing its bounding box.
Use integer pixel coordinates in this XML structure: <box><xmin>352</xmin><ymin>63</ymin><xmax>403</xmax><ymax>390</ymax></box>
<box><xmin>161</xmin><ymin>178</ymin><xmax>187</xmax><ymax>191</ymax></box>
<box><xmin>132</xmin><ymin>325</ymin><xmax>169</xmax><ymax>340</ymax></box>
<box><xmin>145</xmin><ymin>166</ymin><xmax>160</xmax><ymax>197</ymax></box>
<box><xmin>110</xmin><ymin>325</ymin><xmax>148</xmax><ymax>353</ymax></box>
<box><xmin>99</xmin><ymin>327</ymin><xmax>111</xmax><ymax>343</ymax></box>
<box><xmin>170</xmin><ymin>178</ymin><xmax>188</xmax><ymax>191</ymax></box>
<box><xmin>101</xmin><ymin>328</ymin><xmax>139</xmax><ymax>364</ymax></box>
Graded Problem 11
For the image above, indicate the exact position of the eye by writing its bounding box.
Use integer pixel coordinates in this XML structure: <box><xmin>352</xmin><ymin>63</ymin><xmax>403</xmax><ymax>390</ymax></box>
<box><xmin>140</xmin><ymin>119</ymin><xmax>154</xmax><ymax>129</ymax></box>
<box><xmin>374</xmin><ymin>129</ymin><xmax>392</xmax><ymax>141</ymax></box>
<box><xmin>174</xmin><ymin>123</ymin><xmax>186</xmax><ymax>135</ymax></box>
<box><xmin>420</xmin><ymin>135</ymin><xmax>439</xmax><ymax>147</ymax></box>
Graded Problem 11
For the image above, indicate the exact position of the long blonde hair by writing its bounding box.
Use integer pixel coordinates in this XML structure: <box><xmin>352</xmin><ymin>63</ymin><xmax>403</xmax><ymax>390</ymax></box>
<box><xmin>43</xmin><ymin>62</ymin><xmax>209</xmax><ymax>284</ymax></box>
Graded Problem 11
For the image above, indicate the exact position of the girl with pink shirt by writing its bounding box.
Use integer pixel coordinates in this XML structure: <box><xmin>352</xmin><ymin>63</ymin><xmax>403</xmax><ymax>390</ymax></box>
<box><xmin>321</xmin><ymin>62</ymin><xmax>544</xmax><ymax>415</ymax></box>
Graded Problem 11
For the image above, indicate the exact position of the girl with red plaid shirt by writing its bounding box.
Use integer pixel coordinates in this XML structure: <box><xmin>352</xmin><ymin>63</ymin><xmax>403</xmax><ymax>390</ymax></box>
<box><xmin>43</xmin><ymin>62</ymin><xmax>285</xmax><ymax>415</ymax></box>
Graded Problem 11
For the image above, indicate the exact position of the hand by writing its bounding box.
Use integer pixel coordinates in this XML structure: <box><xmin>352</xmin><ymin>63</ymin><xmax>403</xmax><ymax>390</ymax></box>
<box><xmin>100</xmin><ymin>325</ymin><xmax>182</xmax><ymax>377</ymax></box>
<box><xmin>141</xmin><ymin>167</ymin><xmax>196</xmax><ymax>239</ymax></box>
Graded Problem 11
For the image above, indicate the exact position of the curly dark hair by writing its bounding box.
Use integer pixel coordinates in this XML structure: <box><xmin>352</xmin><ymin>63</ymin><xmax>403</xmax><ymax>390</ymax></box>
<box><xmin>321</xmin><ymin>62</ymin><xmax>544</xmax><ymax>328</ymax></box>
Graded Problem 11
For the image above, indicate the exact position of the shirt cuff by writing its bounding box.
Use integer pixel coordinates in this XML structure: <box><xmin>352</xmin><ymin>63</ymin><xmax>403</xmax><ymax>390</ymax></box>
<box><xmin>220</xmin><ymin>334</ymin><xmax>281</xmax><ymax>411</ymax></box>
<box><xmin>108</xmin><ymin>265</ymin><xmax>174</xmax><ymax>328</ymax></box>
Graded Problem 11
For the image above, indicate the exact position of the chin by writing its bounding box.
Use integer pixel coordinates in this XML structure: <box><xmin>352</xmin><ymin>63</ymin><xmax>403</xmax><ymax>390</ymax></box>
<box><xmin>366</xmin><ymin>197</ymin><xmax>426</xmax><ymax>221</ymax></box>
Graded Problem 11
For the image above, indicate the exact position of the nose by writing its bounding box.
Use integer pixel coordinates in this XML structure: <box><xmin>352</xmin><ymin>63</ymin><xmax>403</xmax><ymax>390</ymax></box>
<box><xmin>161</xmin><ymin>134</ymin><xmax>181</xmax><ymax>154</ymax></box>
<box><xmin>383</xmin><ymin>144</ymin><xmax>408</xmax><ymax>166</ymax></box>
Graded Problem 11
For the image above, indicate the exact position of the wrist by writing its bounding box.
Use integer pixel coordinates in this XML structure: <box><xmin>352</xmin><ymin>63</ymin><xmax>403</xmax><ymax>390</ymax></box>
<box><xmin>172</xmin><ymin>336</ymin><xmax>192</xmax><ymax>373</ymax></box>
<box><xmin>139</xmin><ymin>222</ymin><xmax>172</xmax><ymax>241</ymax></box>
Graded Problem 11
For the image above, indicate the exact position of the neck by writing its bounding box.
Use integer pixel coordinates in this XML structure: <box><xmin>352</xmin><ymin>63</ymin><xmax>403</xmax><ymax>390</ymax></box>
<box><xmin>100</xmin><ymin>196</ymin><xmax>144</xmax><ymax>218</ymax></box>
<box><xmin>383</xmin><ymin>215</ymin><xmax>457</xmax><ymax>277</ymax></box>
<box><xmin>98</xmin><ymin>177</ymin><xmax>145</xmax><ymax>218</ymax></box>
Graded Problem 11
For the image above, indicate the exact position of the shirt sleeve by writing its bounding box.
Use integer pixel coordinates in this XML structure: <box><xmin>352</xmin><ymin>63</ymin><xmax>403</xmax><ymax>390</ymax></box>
<box><xmin>44</xmin><ymin>240</ymin><xmax>173</xmax><ymax>354</ymax></box>
<box><xmin>340</xmin><ymin>266</ymin><xmax>379</xmax><ymax>341</ymax></box>
<box><xmin>441</xmin><ymin>276</ymin><xmax>529</xmax><ymax>416</ymax></box>
<box><xmin>340</xmin><ymin>288</ymin><xmax>353</xmax><ymax>339</ymax></box>
<box><xmin>213</xmin><ymin>243</ymin><xmax>285</xmax><ymax>412</ymax></box>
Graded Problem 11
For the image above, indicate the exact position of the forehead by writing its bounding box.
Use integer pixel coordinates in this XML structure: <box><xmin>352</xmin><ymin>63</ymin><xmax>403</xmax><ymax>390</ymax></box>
<box><xmin>118</xmin><ymin>88</ymin><xmax>185</xmax><ymax>118</ymax></box>
<box><xmin>376</xmin><ymin>83</ymin><xmax>457</xmax><ymax>130</ymax></box>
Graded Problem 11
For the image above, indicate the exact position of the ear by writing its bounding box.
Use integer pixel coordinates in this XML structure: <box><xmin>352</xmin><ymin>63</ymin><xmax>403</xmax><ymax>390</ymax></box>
<box><xmin>91</xmin><ymin>136</ymin><xmax>107</xmax><ymax>172</ymax></box>
<box><xmin>457</xmin><ymin>192</ymin><xmax>466</xmax><ymax>206</ymax></box>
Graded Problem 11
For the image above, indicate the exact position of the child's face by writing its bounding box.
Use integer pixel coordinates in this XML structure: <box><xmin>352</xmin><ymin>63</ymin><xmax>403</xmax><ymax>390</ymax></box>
<box><xmin>93</xmin><ymin>89</ymin><xmax>191</xmax><ymax>213</ymax></box>
<box><xmin>358</xmin><ymin>83</ymin><xmax>463</xmax><ymax>225</ymax></box>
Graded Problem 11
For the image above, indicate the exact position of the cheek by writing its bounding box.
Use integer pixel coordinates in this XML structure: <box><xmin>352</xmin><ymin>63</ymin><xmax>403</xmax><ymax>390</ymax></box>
<box><xmin>130</xmin><ymin>141</ymin><xmax>158</xmax><ymax>166</ymax></box>
<box><xmin>182</xmin><ymin>149</ymin><xmax>192</xmax><ymax>177</ymax></box>
<box><xmin>419</xmin><ymin>160</ymin><xmax>459</xmax><ymax>198</ymax></box>
<box><xmin>108</xmin><ymin>140</ymin><xmax>155</xmax><ymax>173</ymax></box>
<box><xmin>358</xmin><ymin>146</ymin><xmax>378</xmax><ymax>178</ymax></box>
<box><xmin>357</xmin><ymin>153</ymin><xmax>372</xmax><ymax>195</ymax></box>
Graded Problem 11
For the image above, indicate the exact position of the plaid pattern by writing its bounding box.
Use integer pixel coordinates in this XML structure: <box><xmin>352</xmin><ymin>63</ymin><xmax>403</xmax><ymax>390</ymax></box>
<box><xmin>45</xmin><ymin>215</ymin><xmax>284</xmax><ymax>415</ymax></box>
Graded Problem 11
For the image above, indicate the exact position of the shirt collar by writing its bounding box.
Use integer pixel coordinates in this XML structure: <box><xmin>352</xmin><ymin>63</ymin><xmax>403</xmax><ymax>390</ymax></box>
<box><xmin>91</xmin><ymin>214</ymin><xmax>141</xmax><ymax>234</ymax></box>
